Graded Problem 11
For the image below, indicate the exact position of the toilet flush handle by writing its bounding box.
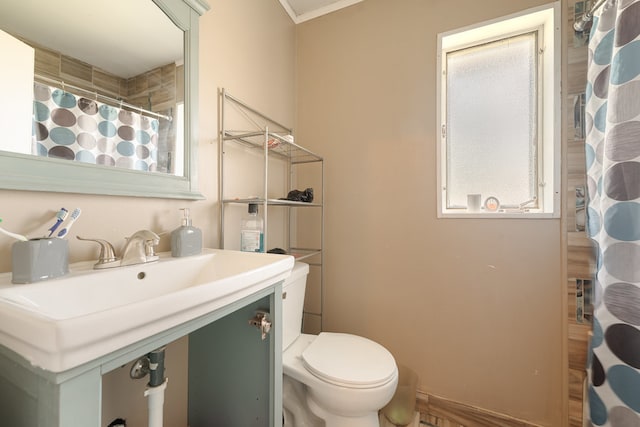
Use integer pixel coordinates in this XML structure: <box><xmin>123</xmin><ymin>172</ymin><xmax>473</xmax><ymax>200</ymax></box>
<box><xmin>248</xmin><ymin>310</ymin><xmax>271</xmax><ymax>340</ymax></box>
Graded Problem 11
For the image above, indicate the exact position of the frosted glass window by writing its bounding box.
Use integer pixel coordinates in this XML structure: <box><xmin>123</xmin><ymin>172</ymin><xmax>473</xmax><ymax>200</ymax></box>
<box><xmin>446</xmin><ymin>33</ymin><xmax>538</xmax><ymax>209</ymax></box>
<box><xmin>437</xmin><ymin>4</ymin><xmax>559</xmax><ymax>217</ymax></box>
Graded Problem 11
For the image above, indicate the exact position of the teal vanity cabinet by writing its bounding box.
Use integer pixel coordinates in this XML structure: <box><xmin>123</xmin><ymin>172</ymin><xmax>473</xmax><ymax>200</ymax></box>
<box><xmin>0</xmin><ymin>281</ymin><xmax>283</xmax><ymax>427</ymax></box>
<box><xmin>189</xmin><ymin>289</ymin><xmax>283</xmax><ymax>426</ymax></box>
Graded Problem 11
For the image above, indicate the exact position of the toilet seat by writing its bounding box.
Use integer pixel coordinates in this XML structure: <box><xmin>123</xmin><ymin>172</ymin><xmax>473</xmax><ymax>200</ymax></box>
<box><xmin>301</xmin><ymin>332</ymin><xmax>396</xmax><ymax>389</ymax></box>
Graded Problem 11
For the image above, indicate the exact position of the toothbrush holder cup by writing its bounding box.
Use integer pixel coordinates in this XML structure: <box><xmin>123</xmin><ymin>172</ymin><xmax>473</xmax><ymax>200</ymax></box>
<box><xmin>12</xmin><ymin>238</ymin><xmax>69</xmax><ymax>284</ymax></box>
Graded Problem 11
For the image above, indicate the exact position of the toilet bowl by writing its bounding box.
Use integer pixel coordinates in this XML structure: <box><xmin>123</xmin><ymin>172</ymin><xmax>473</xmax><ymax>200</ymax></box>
<box><xmin>282</xmin><ymin>263</ymin><xmax>398</xmax><ymax>427</ymax></box>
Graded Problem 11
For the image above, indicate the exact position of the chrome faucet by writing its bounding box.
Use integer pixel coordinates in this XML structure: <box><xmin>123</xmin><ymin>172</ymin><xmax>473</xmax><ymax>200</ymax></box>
<box><xmin>120</xmin><ymin>230</ymin><xmax>160</xmax><ymax>266</ymax></box>
<box><xmin>78</xmin><ymin>230</ymin><xmax>160</xmax><ymax>269</ymax></box>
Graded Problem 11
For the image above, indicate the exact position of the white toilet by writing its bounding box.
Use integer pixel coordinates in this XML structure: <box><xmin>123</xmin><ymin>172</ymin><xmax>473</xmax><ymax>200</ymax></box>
<box><xmin>282</xmin><ymin>263</ymin><xmax>398</xmax><ymax>427</ymax></box>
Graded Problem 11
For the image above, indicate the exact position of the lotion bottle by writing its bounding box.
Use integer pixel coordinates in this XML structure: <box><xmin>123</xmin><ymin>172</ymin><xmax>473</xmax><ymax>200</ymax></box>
<box><xmin>171</xmin><ymin>208</ymin><xmax>202</xmax><ymax>257</ymax></box>
<box><xmin>240</xmin><ymin>204</ymin><xmax>264</xmax><ymax>252</ymax></box>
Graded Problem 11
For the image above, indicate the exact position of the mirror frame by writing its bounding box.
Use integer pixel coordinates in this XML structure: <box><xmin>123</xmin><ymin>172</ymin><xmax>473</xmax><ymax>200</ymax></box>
<box><xmin>0</xmin><ymin>0</ymin><xmax>209</xmax><ymax>199</ymax></box>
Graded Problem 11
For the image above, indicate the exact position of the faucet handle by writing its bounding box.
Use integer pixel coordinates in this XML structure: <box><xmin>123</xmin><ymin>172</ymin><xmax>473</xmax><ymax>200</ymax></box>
<box><xmin>144</xmin><ymin>238</ymin><xmax>159</xmax><ymax>262</ymax></box>
<box><xmin>76</xmin><ymin>236</ymin><xmax>120</xmax><ymax>269</ymax></box>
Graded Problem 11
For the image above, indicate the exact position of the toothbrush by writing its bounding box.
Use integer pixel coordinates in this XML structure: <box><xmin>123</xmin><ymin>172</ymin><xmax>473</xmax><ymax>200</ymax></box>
<box><xmin>0</xmin><ymin>218</ymin><xmax>28</xmax><ymax>242</ymax></box>
<box><xmin>46</xmin><ymin>208</ymin><xmax>68</xmax><ymax>237</ymax></box>
<box><xmin>57</xmin><ymin>208</ymin><xmax>81</xmax><ymax>238</ymax></box>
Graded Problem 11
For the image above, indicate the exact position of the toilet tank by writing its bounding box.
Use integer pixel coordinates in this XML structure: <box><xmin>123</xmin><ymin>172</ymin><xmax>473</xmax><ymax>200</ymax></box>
<box><xmin>282</xmin><ymin>262</ymin><xmax>310</xmax><ymax>350</ymax></box>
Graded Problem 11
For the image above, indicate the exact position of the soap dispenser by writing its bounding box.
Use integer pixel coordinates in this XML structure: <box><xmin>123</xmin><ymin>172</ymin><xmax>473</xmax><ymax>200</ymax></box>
<box><xmin>171</xmin><ymin>208</ymin><xmax>202</xmax><ymax>257</ymax></box>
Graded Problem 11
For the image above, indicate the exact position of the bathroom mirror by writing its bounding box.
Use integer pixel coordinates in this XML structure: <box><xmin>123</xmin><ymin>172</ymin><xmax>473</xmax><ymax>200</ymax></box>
<box><xmin>0</xmin><ymin>0</ymin><xmax>209</xmax><ymax>199</ymax></box>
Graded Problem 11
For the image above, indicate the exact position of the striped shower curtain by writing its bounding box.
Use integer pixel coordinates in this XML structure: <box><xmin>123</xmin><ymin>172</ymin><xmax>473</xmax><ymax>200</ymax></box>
<box><xmin>585</xmin><ymin>0</ymin><xmax>640</xmax><ymax>425</ymax></box>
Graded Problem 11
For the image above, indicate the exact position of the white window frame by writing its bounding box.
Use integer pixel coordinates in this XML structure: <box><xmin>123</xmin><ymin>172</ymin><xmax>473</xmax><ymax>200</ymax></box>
<box><xmin>436</xmin><ymin>3</ymin><xmax>561</xmax><ymax>218</ymax></box>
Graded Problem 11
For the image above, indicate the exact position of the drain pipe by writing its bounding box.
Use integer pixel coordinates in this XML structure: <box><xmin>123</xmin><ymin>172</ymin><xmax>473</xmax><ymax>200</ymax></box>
<box><xmin>130</xmin><ymin>347</ymin><xmax>168</xmax><ymax>427</ymax></box>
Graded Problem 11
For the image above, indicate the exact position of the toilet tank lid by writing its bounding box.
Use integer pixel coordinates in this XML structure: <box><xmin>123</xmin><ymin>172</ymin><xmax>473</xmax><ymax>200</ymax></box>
<box><xmin>302</xmin><ymin>332</ymin><xmax>397</xmax><ymax>388</ymax></box>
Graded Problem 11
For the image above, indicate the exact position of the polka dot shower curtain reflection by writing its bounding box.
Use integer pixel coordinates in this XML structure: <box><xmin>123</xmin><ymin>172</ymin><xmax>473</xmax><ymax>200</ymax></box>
<box><xmin>32</xmin><ymin>82</ymin><xmax>160</xmax><ymax>172</ymax></box>
<box><xmin>584</xmin><ymin>0</ymin><xmax>640</xmax><ymax>425</ymax></box>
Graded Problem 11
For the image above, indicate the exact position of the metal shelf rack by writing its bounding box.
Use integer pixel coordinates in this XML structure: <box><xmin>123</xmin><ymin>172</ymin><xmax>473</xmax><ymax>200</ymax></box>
<box><xmin>219</xmin><ymin>88</ymin><xmax>324</xmax><ymax>328</ymax></box>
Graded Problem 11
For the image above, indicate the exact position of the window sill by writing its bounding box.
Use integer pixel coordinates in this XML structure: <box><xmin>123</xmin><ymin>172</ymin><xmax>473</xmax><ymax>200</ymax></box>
<box><xmin>438</xmin><ymin>210</ymin><xmax>560</xmax><ymax>219</ymax></box>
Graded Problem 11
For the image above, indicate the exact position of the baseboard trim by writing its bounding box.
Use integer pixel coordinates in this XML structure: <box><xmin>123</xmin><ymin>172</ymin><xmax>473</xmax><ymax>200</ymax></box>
<box><xmin>416</xmin><ymin>391</ymin><xmax>544</xmax><ymax>427</ymax></box>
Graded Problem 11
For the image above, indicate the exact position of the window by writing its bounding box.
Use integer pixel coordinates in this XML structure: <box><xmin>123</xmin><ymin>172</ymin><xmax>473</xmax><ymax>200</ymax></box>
<box><xmin>437</xmin><ymin>3</ymin><xmax>560</xmax><ymax>218</ymax></box>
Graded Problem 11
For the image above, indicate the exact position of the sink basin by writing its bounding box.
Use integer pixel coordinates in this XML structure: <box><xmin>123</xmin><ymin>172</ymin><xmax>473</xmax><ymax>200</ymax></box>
<box><xmin>0</xmin><ymin>248</ymin><xmax>293</xmax><ymax>372</ymax></box>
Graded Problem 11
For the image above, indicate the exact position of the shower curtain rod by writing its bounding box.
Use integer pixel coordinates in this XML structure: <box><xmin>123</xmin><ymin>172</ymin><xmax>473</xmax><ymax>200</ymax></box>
<box><xmin>34</xmin><ymin>74</ymin><xmax>172</xmax><ymax>122</ymax></box>
<box><xmin>574</xmin><ymin>0</ymin><xmax>606</xmax><ymax>32</ymax></box>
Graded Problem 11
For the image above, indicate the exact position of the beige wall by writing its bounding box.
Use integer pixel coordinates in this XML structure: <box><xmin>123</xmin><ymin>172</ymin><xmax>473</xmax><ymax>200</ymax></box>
<box><xmin>295</xmin><ymin>0</ymin><xmax>563</xmax><ymax>425</ymax></box>
<box><xmin>0</xmin><ymin>0</ymin><xmax>294</xmax><ymax>425</ymax></box>
<box><xmin>0</xmin><ymin>0</ymin><xmax>567</xmax><ymax>425</ymax></box>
